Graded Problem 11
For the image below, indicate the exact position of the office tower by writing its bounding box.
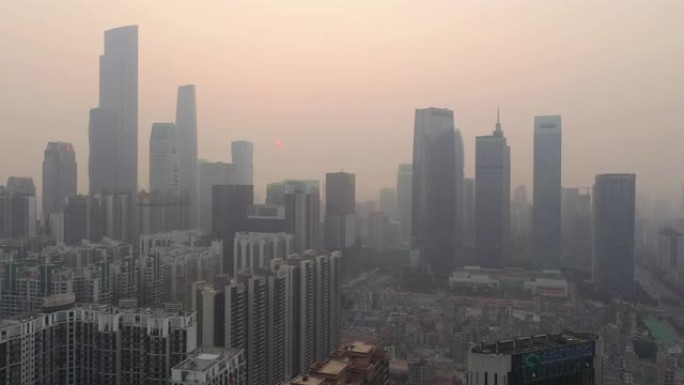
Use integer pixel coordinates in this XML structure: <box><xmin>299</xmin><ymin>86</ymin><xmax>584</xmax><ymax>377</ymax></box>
<box><xmin>659</xmin><ymin>227</ymin><xmax>683</xmax><ymax>269</ymax></box>
<box><xmin>42</xmin><ymin>142</ymin><xmax>77</xmax><ymax>224</ymax></box>
<box><xmin>88</xmin><ymin>108</ymin><xmax>118</xmax><ymax>193</ymax></box>
<box><xmin>0</xmin><ymin>178</ymin><xmax>37</xmax><ymax>240</ymax></box>
<box><xmin>561</xmin><ymin>187</ymin><xmax>592</xmax><ymax>271</ymax></box>
<box><xmin>266</xmin><ymin>182</ymin><xmax>286</xmax><ymax>205</ymax></box>
<box><xmin>379</xmin><ymin>187</ymin><xmax>397</xmax><ymax>219</ymax></box>
<box><xmin>64</xmin><ymin>195</ymin><xmax>89</xmax><ymax>245</ymax></box>
<box><xmin>283</xmin><ymin>341</ymin><xmax>389</xmax><ymax>385</ymax></box>
<box><xmin>176</xmin><ymin>84</ymin><xmax>199</xmax><ymax>228</ymax></box>
<box><xmin>474</xmin><ymin>109</ymin><xmax>510</xmax><ymax>268</ymax></box>
<box><xmin>89</xmin><ymin>192</ymin><xmax>134</xmax><ymax>243</ymax></box>
<box><xmin>511</xmin><ymin>185</ymin><xmax>531</xmax><ymax>241</ymax></box>
<box><xmin>149</xmin><ymin>122</ymin><xmax>180</xmax><ymax>194</ymax></box>
<box><xmin>171</xmin><ymin>348</ymin><xmax>247</xmax><ymax>385</ymax></box>
<box><xmin>137</xmin><ymin>190</ymin><xmax>189</xmax><ymax>235</ymax></box>
<box><xmin>232</xmin><ymin>141</ymin><xmax>254</xmax><ymax>186</ymax></box>
<box><xmin>89</xmin><ymin>25</ymin><xmax>138</xmax><ymax>195</ymax></box>
<box><xmin>463</xmin><ymin>178</ymin><xmax>475</xmax><ymax>248</ymax></box>
<box><xmin>212</xmin><ymin>185</ymin><xmax>254</xmax><ymax>274</ymax></box>
<box><xmin>467</xmin><ymin>332</ymin><xmax>603</xmax><ymax>384</ymax></box>
<box><xmin>324</xmin><ymin>172</ymin><xmax>356</xmax><ymax>250</ymax></box>
<box><xmin>368</xmin><ymin>211</ymin><xmax>390</xmax><ymax>250</ymax></box>
<box><xmin>284</xmin><ymin>180</ymin><xmax>321</xmax><ymax>252</ymax></box>
<box><xmin>593</xmin><ymin>174</ymin><xmax>636</xmax><ymax>294</ymax></box>
<box><xmin>412</xmin><ymin>108</ymin><xmax>457</xmax><ymax>274</ymax></box>
<box><xmin>6</xmin><ymin>176</ymin><xmax>36</xmax><ymax>196</ymax></box>
<box><xmin>245</xmin><ymin>204</ymin><xmax>287</xmax><ymax>233</ymax></box>
<box><xmin>533</xmin><ymin>115</ymin><xmax>562</xmax><ymax>270</ymax></box>
<box><xmin>199</xmin><ymin>161</ymin><xmax>237</xmax><ymax>232</ymax></box>
<box><xmin>454</xmin><ymin>128</ymin><xmax>465</xmax><ymax>256</ymax></box>
<box><xmin>233</xmin><ymin>232</ymin><xmax>292</xmax><ymax>274</ymax></box>
<box><xmin>0</xmin><ymin>306</ymin><xmax>196</xmax><ymax>385</ymax></box>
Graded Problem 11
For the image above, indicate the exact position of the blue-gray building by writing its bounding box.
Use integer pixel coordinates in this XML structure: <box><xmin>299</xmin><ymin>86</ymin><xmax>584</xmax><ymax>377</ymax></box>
<box><xmin>593</xmin><ymin>174</ymin><xmax>636</xmax><ymax>294</ymax></box>
<box><xmin>474</xmin><ymin>110</ymin><xmax>510</xmax><ymax>268</ymax></box>
<box><xmin>533</xmin><ymin>115</ymin><xmax>562</xmax><ymax>270</ymax></box>
<box><xmin>412</xmin><ymin>108</ymin><xmax>456</xmax><ymax>274</ymax></box>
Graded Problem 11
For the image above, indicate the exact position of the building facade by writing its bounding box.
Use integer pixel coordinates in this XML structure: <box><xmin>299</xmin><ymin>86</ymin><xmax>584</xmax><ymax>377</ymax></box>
<box><xmin>171</xmin><ymin>348</ymin><xmax>247</xmax><ymax>385</ymax></box>
<box><xmin>175</xmin><ymin>84</ymin><xmax>199</xmax><ymax>229</ymax></box>
<box><xmin>412</xmin><ymin>108</ymin><xmax>456</xmax><ymax>274</ymax></box>
<box><xmin>0</xmin><ymin>306</ymin><xmax>196</xmax><ymax>385</ymax></box>
<box><xmin>324</xmin><ymin>172</ymin><xmax>356</xmax><ymax>250</ymax></box>
<box><xmin>232</xmin><ymin>141</ymin><xmax>254</xmax><ymax>186</ymax></box>
<box><xmin>593</xmin><ymin>173</ymin><xmax>636</xmax><ymax>295</ymax></box>
<box><xmin>89</xmin><ymin>25</ymin><xmax>138</xmax><ymax>195</ymax></box>
<box><xmin>533</xmin><ymin>115</ymin><xmax>562</xmax><ymax>270</ymax></box>
<box><xmin>42</xmin><ymin>142</ymin><xmax>77</xmax><ymax>226</ymax></box>
<box><xmin>150</xmin><ymin>122</ymin><xmax>180</xmax><ymax>194</ymax></box>
<box><xmin>474</xmin><ymin>110</ymin><xmax>510</xmax><ymax>268</ymax></box>
<box><xmin>467</xmin><ymin>332</ymin><xmax>603</xmax><ymax>385</ymax></box>
<box><xmin>199</xmin><ymin>161</ymin><xmax>237</xmax><ymax>233</ymax></box>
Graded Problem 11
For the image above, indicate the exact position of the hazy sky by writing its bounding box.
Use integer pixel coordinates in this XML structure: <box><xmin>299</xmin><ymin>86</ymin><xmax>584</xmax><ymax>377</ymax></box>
<box><xmin>1</xmin><ymin>0</ymin><xmax>683</xmax><ymax>203</ymax></box>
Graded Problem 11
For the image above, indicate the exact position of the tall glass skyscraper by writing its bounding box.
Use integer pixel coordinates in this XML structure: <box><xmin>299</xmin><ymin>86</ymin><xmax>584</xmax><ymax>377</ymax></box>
<box><xmin>89</xmin><ymin>25</ymin><xmax>138</xmax><ymax>195</ymax></box>
<box><xmin>475</xmin><ymin>109</ymin><xmax>510</xmax><ymax>268</ymax></box>
<box><xmin>533</xmin><ymin>115</ymin><xmax>562</xmax><ymax>270</ymax></box>
<box><xmin>412</xmin><ymin>107</ymin><xmax>456</xmax><ymax>274</ymax></box>
<box><xmin>175</xmin><ymin>85</ymin><xmax>198</xmax><ymax>228</ymax></box>
<box><xmin>593</xmin><ymin>174</ymin><xmax>636</xmax><ymax>295</ymax></box>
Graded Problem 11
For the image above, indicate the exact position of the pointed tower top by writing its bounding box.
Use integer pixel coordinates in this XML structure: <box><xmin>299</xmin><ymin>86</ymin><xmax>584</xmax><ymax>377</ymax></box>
<box><xmin>494</xmin><ymin>105</ymin><xmax>503</xmax><ymax>136</ymax></box>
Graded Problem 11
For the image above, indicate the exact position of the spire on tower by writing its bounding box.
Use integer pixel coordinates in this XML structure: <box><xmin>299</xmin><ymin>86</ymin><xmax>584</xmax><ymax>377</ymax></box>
<box><xmin>495</xmin><ymin>105</ymin><xmax>502</xmax><ymax>136</ymax></box>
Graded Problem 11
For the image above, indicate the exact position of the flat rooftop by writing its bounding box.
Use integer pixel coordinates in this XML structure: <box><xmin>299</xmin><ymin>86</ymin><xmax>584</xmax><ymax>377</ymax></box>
<box><xmin>471</xmin><ymin>331</ymin><xmax>599</xmax><ymax>356</ymax></box>
<box><xmin>175</xmin><ymin>352</ymin><xmax>223</xmax><ymax>372</ymax></box>
<box><xmin>319</xmin><ymin>359</ymin><xmax>348</xmax><ymax>376</ymax></box>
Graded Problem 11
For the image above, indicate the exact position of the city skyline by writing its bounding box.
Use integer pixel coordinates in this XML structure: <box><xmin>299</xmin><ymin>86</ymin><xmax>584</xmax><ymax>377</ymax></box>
<box><xmin>1</xmin><ymin>1</ymin><xmax>682</xmax><ymax>203</ymax></box>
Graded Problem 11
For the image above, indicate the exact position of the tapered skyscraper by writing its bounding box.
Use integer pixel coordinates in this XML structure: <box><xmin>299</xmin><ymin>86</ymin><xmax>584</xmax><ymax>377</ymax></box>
<box><xmin>89</xmin><ymin>25</ymin><xmax>138</xmax><ymax>195</ymax></box>
<box><xmin>412</xmin><ymin>108</ymin><xmax>456</xmax><ymax>274</ymax></box>
<box><xmin>533</xmin><ymin>115</ymin><xmax>562</xmax><ymax>270</ymax></box>
<box><xmin>475</xmin><ymin>109</ymin><xmax>510</xmax><ymax>267</ymax></box>
<box><xmin>175</xmin><ymin>85</ymin><xmax>198</xmax><ymax>228</ymax></box>
<box><xmin>42</xmin><ymin>142</ymin><xmax>77</xmax><ymax>223</ymax></box>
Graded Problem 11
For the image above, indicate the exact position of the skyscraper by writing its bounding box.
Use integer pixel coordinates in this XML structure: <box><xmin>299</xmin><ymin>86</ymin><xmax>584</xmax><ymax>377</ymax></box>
<box><xmin>412</xmin><ymin>108</ymin><xmax>456</xmax><ymax>274</ymax></box>
<box><xmin>378</xmin><ymin>188</ymin><xmax>397</xmax><ymax>219</ymax></box>
<box><xmin>463</xmin><ymin>178</ymin><xmax>475</xmax><ymax>248</ymax></box>
<box><xmin>212</xmin><ymin>184</ymin><xmax>254</xmax><ymax>274</ymax></box>
<box><xmin>199</xmin><ymin>161</ymin><xmax>237</xmax><ymax>232</ymax></box>
<box><xmin>42</xmin><ymin>142</ymin><xmax>77</xmax><ymax>224</ymax></box>
<box><xmin>232</xmin><ymin>141</ymin><xmax>254</xmax><ymax>186</ymax></box>
<box><xmin>284</xmin><ymin>180</ymin><xmax>321</xmax><ymax>252</ymax></box>
<box><xmin>454</xmin><ymin>128</ymin><xmax>465</xmax><ymax>259</ymax></box>
<box><xmin>593</xmin><ymin>174</ymin><xmax>636</xmax><ymax>295</ymax></box>
<box><xmin>396</xmin><ymin>164</ymin><xmax>412</xmax><ymax>245</ymax></box>
<box><xmin>149</xmin><ymin>123</ymin><xmax>179</xmax><ymax>194</ymax></box>
<box><xmin>533</xmin><ymin>115</ymin><xmax>562</xmax><ymax>270</ymax></box>
<box><xmin>90</xmin><ymin>25</ymin><xmax>138</xmax><ymax>195</ymax></box>
<box><xmin>474</xmin><ymin>109</ymin><xmax>510</xmax><ymax>268</ymax></box>
<box><xmin>324</xmin><ymin>172</ymin><xmax>356</xmax><ymax>250</ymax></box>
<box><xmin>175</xmin><ymin>85</ymin><xmax>199</xmax><ymax>228</ymax></box>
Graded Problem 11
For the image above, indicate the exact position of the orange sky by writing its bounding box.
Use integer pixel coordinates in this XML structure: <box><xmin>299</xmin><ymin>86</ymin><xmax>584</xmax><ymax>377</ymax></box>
<box><xmin>1</xmin><ymin>0</ymin><xmax>683</xmax><ymax>204</ymax></box>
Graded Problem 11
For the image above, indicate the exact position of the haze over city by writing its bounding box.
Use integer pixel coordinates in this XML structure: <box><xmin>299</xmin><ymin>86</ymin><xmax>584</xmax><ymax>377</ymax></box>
<box><xmin>2</xmin><ymin>0</ymin><xmax>683</xmax><ymax>201</ymax></box>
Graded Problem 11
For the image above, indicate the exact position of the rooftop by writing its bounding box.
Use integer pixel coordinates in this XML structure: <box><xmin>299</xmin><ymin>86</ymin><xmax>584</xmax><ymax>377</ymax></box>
<box><xmin>471</xmin><ymin>331</ymin><xmax>599</xmax><ymax>356</ymax></box>
<box><xmin>318</xmin><ymin>360</ymin><xmax>348</xmax><ymax>376</ymax></box>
